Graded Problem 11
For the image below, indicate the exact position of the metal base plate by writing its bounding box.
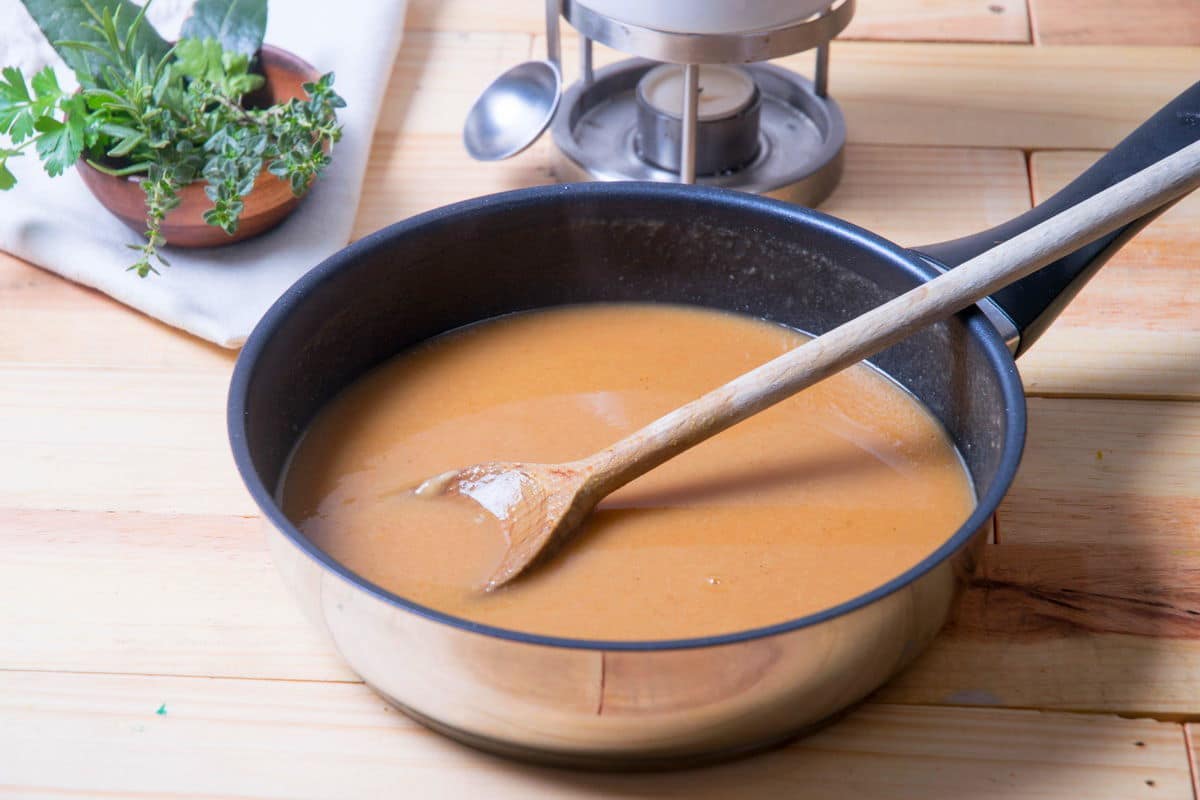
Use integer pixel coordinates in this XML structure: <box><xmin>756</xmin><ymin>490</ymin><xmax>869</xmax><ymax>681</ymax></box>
<box><xmin>551</xmin><ymin>59</ymin><xmax>846</xmax><ymax>207</ymax></box>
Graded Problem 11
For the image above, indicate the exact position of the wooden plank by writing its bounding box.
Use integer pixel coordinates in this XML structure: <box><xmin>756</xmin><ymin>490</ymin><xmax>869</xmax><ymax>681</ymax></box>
<box><xmin>885</xmin><ymin>542</ymin><xmax>1200</xmax><ymax>716</ymax></box>
<box><xmin>350</xmin><ymin>29</ymin><xmax>554</xmax><ymax>232</ymax></box>
<box><xmin>0</xmin><ymin>509</ymin><xmax>354</xmax><ymax>682</ymax></box>
<box><xmin>881</xmin><ymin>396</ymin><xmax>1200</xmax><ymax>716</ymax></box>
<box><xmin>788</xmin><ymin>43</ymin><xmax>1200</xmax><ymax>149</ymax></box>
<box><xmin>354</xmin><ymin>133</ymin><xmax>553</xmax><ymax>236</ymax></box>
<box><xmin>0</xmin><ymin>671</ymin><xmax>1190</xmax><ymax>799</ymax></box>
<box><xmin>952</xmin><ymin>543</ymin><xmax>1200</xmax><ymax>640</ymax></box>
<box><xmin>359</xmin><ymin>138</ymin><xmax>1029</xmax><ymax>246</ymax></box>
<box><xmin>1032</xmin><ymin>0</ymin><xmax>1200</xmax><ymax>46</ymax></box>
<box><xmin>1019</xmin><ymin>150</ymin><xmax>1200</xmax><ymax>400</ymax></box>
<box><xmin>845</xmin><ymin>0</ymin><xmax>1029</xmax><ymax>43</ymax></box>
<box><xmin>1003</xmin><ymin>397</ymin><xmax>1200</xmax><ymax>546</ymax></box>
<box><xmin>819</xmin><ymin>145</ymin><xmax>1029</xmax><ymax>245</ymax></box>
<box><xmin>0</xmin><ymin>256</ymin><xmax>233</xmax><ymax>372</ymax></box>
<box><xmin>0</xmin><ymin>366</ymin><xmax>253</xmax><ymax>515</ymax></box>
<box><xmin>375</xmin><ymin>31</ymin><xmax>535</xmax><ymax>137</ymax></box>
<box><xmin>1021</xmin><ymin>329</ymin><xmax>1200</xmax><ymax>401</ymax></box>
<box><xmin>544</xmin><ymin>37</ymin><xmax>1200</xmax><ymax>149</ymax></box>
<box><xmin>406</xmin><ymin>0</ymin><xmax>1031</xmax><ymax>43</ymax></box>
<box><xmin>879</xmin><ymin>634</ymin><xmax>1200</xmax><ymax>719</ymax></box>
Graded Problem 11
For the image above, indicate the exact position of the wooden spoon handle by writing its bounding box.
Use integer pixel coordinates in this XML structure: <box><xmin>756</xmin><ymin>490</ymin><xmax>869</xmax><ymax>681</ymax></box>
<box><xmin>580</xmin><ymin>138</ymin><xmax>1200</xmax><ymax>495</ymax></box>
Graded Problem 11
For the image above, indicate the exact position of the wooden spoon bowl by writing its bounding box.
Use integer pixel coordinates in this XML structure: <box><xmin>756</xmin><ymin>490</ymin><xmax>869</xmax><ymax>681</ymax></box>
<box><xmin>77</xmin><ymin>45</ymin><xmax>320</xmax><ymax>248</ymax></box>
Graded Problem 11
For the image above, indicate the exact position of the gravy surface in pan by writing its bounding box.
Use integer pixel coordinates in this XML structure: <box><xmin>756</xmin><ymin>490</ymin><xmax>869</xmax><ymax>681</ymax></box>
<box><xmin>281</xmin><ymin>304</ymin><xmax>975</xmax><ymax>640</ymax></box>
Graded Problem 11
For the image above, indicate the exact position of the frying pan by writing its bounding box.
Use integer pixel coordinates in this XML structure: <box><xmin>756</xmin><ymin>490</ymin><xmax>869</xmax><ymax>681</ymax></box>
<box><xmin>228</xmin><ymin>81</ymin><xmax>1200</xmax><ymax>768</ymax></box>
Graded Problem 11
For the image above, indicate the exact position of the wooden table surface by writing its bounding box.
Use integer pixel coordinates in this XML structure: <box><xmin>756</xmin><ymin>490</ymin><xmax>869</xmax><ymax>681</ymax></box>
<box><xmin>4</xmin><ymin>1</ymin><xmax>1200</xmax><ymax>797</ymax></box>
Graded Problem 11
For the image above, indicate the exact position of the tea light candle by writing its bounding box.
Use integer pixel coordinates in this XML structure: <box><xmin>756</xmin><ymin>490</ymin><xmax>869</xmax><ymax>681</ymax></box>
<box><xmin>639</xmin><ymin>64</ymin><xmax>756</xmax><ymax>121</ymax></box>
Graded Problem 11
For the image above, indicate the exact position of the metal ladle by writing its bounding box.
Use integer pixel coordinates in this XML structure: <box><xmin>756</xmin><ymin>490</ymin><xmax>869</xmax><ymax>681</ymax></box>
<box><xmin>463</xmin><ymin>0</ymin><xmax>563</xmax><ymax>161</ymax></box>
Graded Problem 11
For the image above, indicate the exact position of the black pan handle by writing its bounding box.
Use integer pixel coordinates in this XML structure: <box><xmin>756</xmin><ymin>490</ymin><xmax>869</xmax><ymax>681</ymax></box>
<box><xmin>911</xmin><ymin>80</ymin><xmax>1200</xmax><ymax>356</ymax></box>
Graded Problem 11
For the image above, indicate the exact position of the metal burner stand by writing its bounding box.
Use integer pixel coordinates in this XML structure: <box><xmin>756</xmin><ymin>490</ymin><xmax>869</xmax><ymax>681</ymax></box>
<box><xmin>553</xmin><ymin>0</ymin><xmax>853</xmax><ymax>204</ymax></box>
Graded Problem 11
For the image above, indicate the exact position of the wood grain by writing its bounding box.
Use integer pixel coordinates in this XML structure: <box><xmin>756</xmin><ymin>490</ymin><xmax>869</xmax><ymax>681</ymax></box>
<box><xmin>821</xmin><ymin>145</ymin><xmax>1030</xmax><ymax>245</ymax></box>
<box><xmin>843</xmin><ymin>0</ymin><xmax>1030</xmax><ymax>43</ymax></box>
<box><xmin>1019</xmin><ymin>150</ymin><xmax>1200</xmax><ymax>400</ymax></box>
<box><xmin>348</xmin><ymin>30</ymin><xmax>554</xmax><ymax>232</ymax></box>
<box><xmin>784</xmin><ymin>43</ymin><xmax>1200</xmax><ymax>149</ymax></box>
<box><xmin>1032</xmin><ymin>0</ymin><xmax>1200</xmax><ymax>45</ymax></box>
<box><xmin>1004</xmin><ymin>397</ymin><xmax>1200</xmax><ymax>545</ymax></box>
<box><xmin>0</xmin><ymin>257</ymin><xmax>234</xmax><ymax>372</ymax></box>
<box><xmin>0</xmin><ymin>671</ymin><xmax>1190</xmax><ymax>799</ymax></box>
<box><xmin>376</xmin><ymin>31</ymin><xmax>535</xmax><ymax>137</ymax></box>
<box><xmin>407</xmin><ymin>0</ymin><xmax>1031</xmax><ymax>43</ymax></box>
<box><xmin>879</xmin><ymin>635</ymin><xmax>1200</xmax><ymax>718</ymax></box>
<box><xmin>1021</xmin><ymin>329</ymin><xmax>1200</xmax><ymax>401</ymax></box>
<box><xmin>354</xmin><ymin>133</ymin><xmax>552</xmax><ymax>236</ymax></box>
<box><xmin>357</xmin><ymin>138</ymin><xmax>1031</xmax><ymax>271</ymax></box>
<box><xmin>0</xmin><ymin>365</ymin><xmax>251</xmax><ymax>515</ymax></box>
<box><xmin>952</xmin><ymin>543</ymin><xmax>1200</xmax><ymax>640</ymax></box>
<box><xmin>543</xmin><ymin>36</ymin><xmax>1200</xmax><ymax>149</ymax></box>
<box><xmin>881</xmin><ymin>397</ymin><xmax>1200</xmax><ymax>715</ymax></box>
<box><xmin>0</xmin><ymin>509</ymin><xmax>353</xmax><ymax>681</ymax></box>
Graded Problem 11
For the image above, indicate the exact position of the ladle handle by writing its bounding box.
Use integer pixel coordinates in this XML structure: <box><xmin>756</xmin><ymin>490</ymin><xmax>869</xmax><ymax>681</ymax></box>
<box><xmin>545</xmin><ymin>0</ymin><xmax>562</xmax><ymax>68</ymax></box>
<box><xmin>580</xmin><ymin>139</ymin><xmax>1200</xmax><ymax>495</ymax></box>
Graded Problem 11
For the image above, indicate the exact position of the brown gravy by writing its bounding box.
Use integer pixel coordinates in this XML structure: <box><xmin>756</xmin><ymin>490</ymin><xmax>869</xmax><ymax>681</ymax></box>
<box><xmin>282</xmin><ymin>304</ymin><xmax>975</xmax><ymax>640</ymax></box>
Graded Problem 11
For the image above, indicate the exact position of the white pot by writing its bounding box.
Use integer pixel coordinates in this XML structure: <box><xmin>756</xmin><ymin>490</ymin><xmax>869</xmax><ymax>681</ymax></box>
<box><xmin>577</xmin><ymin>0</ymin><xmax>836</xmax><ymax>34</ymax></box>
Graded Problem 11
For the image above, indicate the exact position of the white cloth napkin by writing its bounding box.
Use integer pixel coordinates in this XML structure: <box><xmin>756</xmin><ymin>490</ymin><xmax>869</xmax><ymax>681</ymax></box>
<box><xmin>0</xmin><ymin>0</ymin><xmax>407</xmax><ymax>347</ymax></box>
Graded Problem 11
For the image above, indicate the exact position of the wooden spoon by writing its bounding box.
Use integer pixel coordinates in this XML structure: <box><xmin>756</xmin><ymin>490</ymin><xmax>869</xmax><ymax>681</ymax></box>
<box><xmin>417</xmin><ymin>139</ymin><xmax>1200</xmax><ymax>591</ymax></box>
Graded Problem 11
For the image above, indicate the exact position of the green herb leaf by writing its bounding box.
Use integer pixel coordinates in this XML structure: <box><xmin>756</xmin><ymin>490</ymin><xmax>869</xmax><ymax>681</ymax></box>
<box><xmin>29</xmin><ymin>66</ymin><xmax>64</xmax><ymax>116</ymax></box>
<box><xmin>8</xmin><ymin>111</ymin><xmax>35</xmax><ymax>143</ymax></box>
<box><xmin>33</xmin><ymin>95</ymin><xmax>86</xmax><ymax>176</ymax></box>
<box><xmin>19</xmin><ymin>0</ymin><xmax>170</xmax><ymax>89</ymax></box>
<box><xmin>2</xmin><ymin>31</ymin><xmax>342</xmax><ymax>274</ymax></box>
<box><xmin>1</xmin><ymin>66</ymin><xmax>30</xmax><ymax>102</ymax></box>
<box><xmin>174</xmin><ymin>38</ymin><xmax>263</xmax><ymax>99</ymax></box>
<box><xmin>173</xmin><ymin>38</ymin><xmax>226</xmax><ymax>83</ymax></box>
<box><xmin>0</xmin><ymin>68</ymin><xmax>33</xmax><ymax>139</ymax></box>
<box><xmin>106</xmin><ymin>131</ymin><xmax>145</xmax><ymax>157</ymax></box>
<box><xmin>180</xmin><ymin>0</ymin><xmax>267</xmax><ymax>57</ymax></box>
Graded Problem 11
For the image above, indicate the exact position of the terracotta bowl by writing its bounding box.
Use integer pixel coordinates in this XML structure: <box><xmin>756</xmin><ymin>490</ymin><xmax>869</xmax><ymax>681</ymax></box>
<box><xmin>77</xmin><ymin>45</ymin><xmax>320</xmax><ymax>248</ymax></box>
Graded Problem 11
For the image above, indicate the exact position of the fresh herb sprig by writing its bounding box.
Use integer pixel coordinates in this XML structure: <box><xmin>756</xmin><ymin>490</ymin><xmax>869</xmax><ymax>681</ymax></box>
<box><xmin>0</xmin><ymin>0</ymin><xmax>344</xmax><ymax>276</ymax></box>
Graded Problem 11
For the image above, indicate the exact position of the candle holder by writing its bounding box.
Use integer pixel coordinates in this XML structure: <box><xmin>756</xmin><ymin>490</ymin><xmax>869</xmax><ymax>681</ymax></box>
<box><xmin>466</xmin><ymin>0</ymin><xmax>853</xmax><ymax>206</ymax></box>
<box><xmin>634</xmin><ymin>64</ymin><xmax>762</xmax><ymax>176</ymax></box>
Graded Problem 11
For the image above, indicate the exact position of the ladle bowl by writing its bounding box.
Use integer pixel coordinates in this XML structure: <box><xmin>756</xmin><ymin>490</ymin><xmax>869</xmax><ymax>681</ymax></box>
<box><xmin>463</xmin><ymin>60</ymin><xmax>562</xmax><ymax>161</ymax></box>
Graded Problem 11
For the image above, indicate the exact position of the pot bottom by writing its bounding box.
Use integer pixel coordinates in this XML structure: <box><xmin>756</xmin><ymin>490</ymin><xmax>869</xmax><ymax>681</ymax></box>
<box><xmin>372</xmin><ymin>684</ymin><xmax>860</xmax><ymax>772</ymax></box>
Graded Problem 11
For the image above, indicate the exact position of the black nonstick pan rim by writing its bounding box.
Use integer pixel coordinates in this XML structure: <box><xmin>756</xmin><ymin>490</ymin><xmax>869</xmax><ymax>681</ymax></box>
<box><xmin>228</xmin><ymin>181</ymin><xmax>1027</xmax><ymax>653</ymax></box>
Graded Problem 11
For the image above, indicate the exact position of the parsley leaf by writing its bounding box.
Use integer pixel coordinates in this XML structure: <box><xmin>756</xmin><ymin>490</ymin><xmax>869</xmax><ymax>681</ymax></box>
<box><xmin>33</xmin><ymin>95</ymin><xmax>86</xmax><ymax>177</ymax></box>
